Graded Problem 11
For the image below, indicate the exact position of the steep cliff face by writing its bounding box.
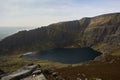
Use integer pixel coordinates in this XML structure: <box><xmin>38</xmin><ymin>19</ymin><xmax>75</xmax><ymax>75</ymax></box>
<box><xmin>0</xmin><ymin>21</ymin><xmax>82</xmax><ymax>54</ymax></box>
<box><xmin>0</xmin><ymin>13</ymin><xmax>120</xmax><ymax>55</ymax></box>
<box><xmin>82</xmin><ymin>13</ymin><xmax>120</xmax><ymax>53</ymax></box>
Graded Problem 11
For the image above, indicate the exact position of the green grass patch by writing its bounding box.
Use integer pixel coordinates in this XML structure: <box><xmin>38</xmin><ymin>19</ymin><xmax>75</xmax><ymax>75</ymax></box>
<box><xmin>0</xmin><ymin>54</ymin><xmax>67</xmax><ymax>72</ymax></box>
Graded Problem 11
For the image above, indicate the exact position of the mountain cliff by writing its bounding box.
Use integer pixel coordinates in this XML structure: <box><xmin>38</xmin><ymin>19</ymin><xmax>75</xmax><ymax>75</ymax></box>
<box><xmin>0</xmin><ymin>13</ymin><xmax>120</xmax><ymax>55</ymax></box>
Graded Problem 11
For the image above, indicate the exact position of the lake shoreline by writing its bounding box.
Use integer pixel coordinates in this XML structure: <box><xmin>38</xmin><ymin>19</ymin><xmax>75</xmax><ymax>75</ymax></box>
<box><xmin>21</xmin><ymin>48</ymin><xmax>102</xmax><ymax>64</ymax></box>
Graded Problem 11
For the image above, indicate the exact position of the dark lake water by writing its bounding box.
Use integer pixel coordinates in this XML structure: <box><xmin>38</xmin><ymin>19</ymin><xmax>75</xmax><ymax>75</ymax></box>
<box><xmin>21</xmin><ymin>48</ymin><xmax>101</xmax><ymax>64</ymax></box>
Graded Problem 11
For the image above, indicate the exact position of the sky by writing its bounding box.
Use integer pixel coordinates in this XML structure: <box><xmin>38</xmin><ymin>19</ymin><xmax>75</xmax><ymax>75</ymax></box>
<box><xmin>0</xmin><ymin>0</ymin><xmax>120</xmax><ymax>27</ymax></box>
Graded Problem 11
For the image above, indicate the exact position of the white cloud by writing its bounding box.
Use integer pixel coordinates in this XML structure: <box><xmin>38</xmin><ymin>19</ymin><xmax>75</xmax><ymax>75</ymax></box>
<box><xmin>0</xmin><ymin>0</ymin><xmax>120</xmax><ymax>27</ymax></box>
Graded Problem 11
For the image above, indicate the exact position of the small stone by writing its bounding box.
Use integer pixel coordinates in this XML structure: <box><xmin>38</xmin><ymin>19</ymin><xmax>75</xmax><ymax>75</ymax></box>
<box><xmin>52</xmin><ymin>72</ymin><xmax>58</xmax><ymax>77</ymax></box>
<box><xmin>77</xmin><ymin>73</ymin><xmax>80</xmax><ymax>76</ymax></box>
<box><xmin>85</xmin><ymin>78</ymin><xmax>88</xmax><ymax>80</ymax></box>
<box><xmin>93</xmin><ymin>78</ymin><xmax>102</xmax><ymax>80</ymax></box>
<box><xmin>82</xmin><ymin>73</ymin><xmax>86</xmax><ymax>77</ymax></box>
<box><xmin>77</xmin><ymin>77</ymin><xmax>81</xmax><ymax>80</ymax></box>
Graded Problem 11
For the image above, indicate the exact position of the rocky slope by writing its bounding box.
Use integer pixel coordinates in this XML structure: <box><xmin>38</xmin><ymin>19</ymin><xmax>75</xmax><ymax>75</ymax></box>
<box><xmin>0</xmin><ymin>13</ymin><xmax>120</xmax><ymax>55</ymax></box>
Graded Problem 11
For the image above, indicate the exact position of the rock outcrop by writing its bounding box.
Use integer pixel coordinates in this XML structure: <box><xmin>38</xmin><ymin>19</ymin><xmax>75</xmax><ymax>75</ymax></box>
<box><xmin>1</xmin><ymin>64</ymin><xmax>41</xmax><ymax>80</ymax></box>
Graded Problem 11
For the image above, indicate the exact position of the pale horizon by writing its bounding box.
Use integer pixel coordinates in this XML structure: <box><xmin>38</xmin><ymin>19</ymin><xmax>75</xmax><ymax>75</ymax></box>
<box><xmin>0</xmin><ymin>0</ymin><xmax>120</xmax><ymax>27</ymax></box>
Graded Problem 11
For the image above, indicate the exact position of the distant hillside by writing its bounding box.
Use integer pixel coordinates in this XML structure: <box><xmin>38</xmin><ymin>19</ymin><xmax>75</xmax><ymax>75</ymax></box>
<box><xmin>0</xmin><ymin>27</ymin><xmax>34</xmax><ymax>40</ymax></box>
<box><xmin>0</xmin><ymin>13</ymin><xmax>120</xmax><ymax>55</ymax></box>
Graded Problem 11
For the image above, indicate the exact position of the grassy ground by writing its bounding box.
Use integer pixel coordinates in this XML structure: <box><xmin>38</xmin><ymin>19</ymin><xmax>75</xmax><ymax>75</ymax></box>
<box><xmin>111</xmin><ymin>48</ymin><xmax>120</xmax><ymax>56</ymax></box>
<box><xmin>0</xmin><ymin>54</ymin><xmax>67</xmax><ymax>72</ymax></box>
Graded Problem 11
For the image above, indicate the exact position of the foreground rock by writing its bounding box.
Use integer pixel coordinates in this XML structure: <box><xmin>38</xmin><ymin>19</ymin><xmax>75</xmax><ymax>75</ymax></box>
<box><xmin>1</xmin><ymin>64</ymin><xmax>45</xmax><ymax>80</ymax></box>
<box><xmin>22</xmin><ymin>73</ymin><xmax>46</xmax><ymax>80</ymax></box>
